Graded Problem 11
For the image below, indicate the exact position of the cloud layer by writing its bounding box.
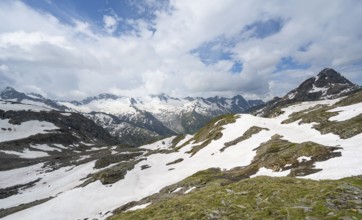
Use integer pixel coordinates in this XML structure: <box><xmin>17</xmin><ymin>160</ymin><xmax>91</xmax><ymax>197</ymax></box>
<box><xmin>0</xmin><ymin>0</ymin><xmax>361</xmax><ymax>100</ymax></box>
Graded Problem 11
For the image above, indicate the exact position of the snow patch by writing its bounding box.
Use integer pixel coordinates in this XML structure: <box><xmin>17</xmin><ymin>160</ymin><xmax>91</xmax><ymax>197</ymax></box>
<box><xmin>297</xmin><ymin>156</ymin><xmax>312</xmax><ymax>163</ymax></box>
<box><xmin>171</xmin><ymin>187</ymin><xmax>183</xmax><ymax>193</ymax></box>
<box><xmin>31</xmin><ymin>144</ymin><xmax>61</xmax><ymax>152</ymax></box>
<box><xmin>1</xmin><ymin>148</ymin><xmax>49</xmax><ymax>158</ymax></box>
<box><xmin>184</xmin><ymin>186</ymin><xmax>196</xmax><ymax>194</ymax></box>
<box><xmin>0</xmin><ymin>119</ymin><xmax>58</xmax><ymax>143</ymax></box>
<box><xmin>250</xmin><ymin>167</ymin><xmax>290</xmax><ymax>178</ymax></box>
<box><xmin>328</xmin><ymin>102</ymin><xmax>362</xmax><ymax>121</ymax></box>
<box><xmin>126</xmin><ymin>202</ymin><xmax>151</xmax><ymax>212</ymax></box>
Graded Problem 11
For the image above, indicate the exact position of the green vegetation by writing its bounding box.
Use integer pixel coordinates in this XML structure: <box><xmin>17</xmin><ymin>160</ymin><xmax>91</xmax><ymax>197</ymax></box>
<box><xmin>252</xmin><ymin>135</ymin><xmax>341</xmax><ymax>176</ymax></box>
<box><xmin>170</xmin><ymin>134</ymin><xmax>186</xmax><ymax>148</ymax></box>
<box><xmin>109</xmin><ymin>175</ymin><xmax>362</xmax><ymax>220</ymax></box>
<box><xmin>181</xmin><ymin>114</ymin><xmax>237</xmax><ymax>156</ymax></box>
<box><xmin>315</xmin><ymin>114</ymin><xmax>362</xmax><ymax>139</ymax></box>
<box><xmin>81</xmin><ymin>159</ymin><xmax>145</xmax><ymax>185</ymax></box>
<box><xmin>94</xmin><ymin>152</ymin><xmax>143</xmax><ymax>169</ymax></box>
<box><xmin>220</xmin><ymin>126</ymin><xmax>269</xmax><ymax>152</ymax></box>
<box><xmin>166</xmin><ymin>158</ymin><xmax>184</xmax><ymax>166</ymax></box>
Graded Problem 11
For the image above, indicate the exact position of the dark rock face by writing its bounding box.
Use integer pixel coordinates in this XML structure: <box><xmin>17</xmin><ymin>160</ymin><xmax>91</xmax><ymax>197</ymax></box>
<box><xmin>315</xmin><ymin>68</ymin><xmax>352</xmax><ymax>86</ymax></box>
<box><xmin>253</xmin><ymin>68</ymin><xmax>360</xmax><ymax>117</ymax></box>
<box><xmin>288</xmin><ymin>68</ymin><xmax>358</xmax><ymax>102</ymax></box>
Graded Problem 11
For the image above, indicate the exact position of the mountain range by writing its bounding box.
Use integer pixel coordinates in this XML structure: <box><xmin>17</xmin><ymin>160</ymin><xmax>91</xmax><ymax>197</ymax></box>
<box><xmin>0</xmin><ymin>87</ymin><xmax>264</xmax><ymax>146</ymax></box>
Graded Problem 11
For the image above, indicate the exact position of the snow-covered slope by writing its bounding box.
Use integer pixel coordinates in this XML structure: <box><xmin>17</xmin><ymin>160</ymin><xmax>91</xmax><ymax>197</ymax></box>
<box><xmin>2</xmin><ymin>90</ymin><xmax>361</xmax><ymax>220</ymax></box>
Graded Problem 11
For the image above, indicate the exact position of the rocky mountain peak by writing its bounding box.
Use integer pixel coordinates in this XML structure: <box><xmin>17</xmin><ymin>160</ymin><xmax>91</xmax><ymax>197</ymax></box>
<box><xmin>286</xmin><ymin>68</ymin><xmax>358</xmax><ymax>101</ymax></box>
<box><xmin>315</xmin><ymin>68</ymin><xmax>353</xmax><ymax>87</ymax></box>
<box><xmin>0</xmin><ymin>87</ymin><xmax>25</xmax><ymax>100</ymax></box>
<box><xmin>253</xmin><ymin>68</ymin><xmax>360</xmax><ymax>117</ymax></box>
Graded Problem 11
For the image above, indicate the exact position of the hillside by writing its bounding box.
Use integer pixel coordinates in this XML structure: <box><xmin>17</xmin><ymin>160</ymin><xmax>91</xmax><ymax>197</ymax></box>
<box><xmin>1</xmin><ymin>79</ymin><xmax>361</xmax><ymax>219</ymax></box>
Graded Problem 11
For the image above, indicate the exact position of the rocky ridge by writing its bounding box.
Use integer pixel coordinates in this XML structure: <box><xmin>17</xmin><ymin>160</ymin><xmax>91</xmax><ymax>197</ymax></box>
<box><xmin>253</xmin><ymin>68</ymin><xmax>360</xmax><ymax>117</ymax></box>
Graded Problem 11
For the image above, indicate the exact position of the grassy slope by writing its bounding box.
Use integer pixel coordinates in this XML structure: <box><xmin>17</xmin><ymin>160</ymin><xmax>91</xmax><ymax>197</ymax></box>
<box><xmin>110</xmin><ymin>174</ymin><xmax>362</xmax><ymax>220</ymax></box>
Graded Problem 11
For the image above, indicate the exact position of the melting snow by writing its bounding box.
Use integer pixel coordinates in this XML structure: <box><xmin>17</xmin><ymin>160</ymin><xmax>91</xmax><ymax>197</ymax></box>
<box><xmin>250</xmin><ymin>167</ymin><xmax>290</xmax><ymax>178</ymax></box>
<box><xmin>126</xmin><ymin>202</ymin><xmax>152</xmax><ymax>211</ymax></box>
<box><xmin>171</xmin><ymin>187</ymin><xmax>183</xmax><ymax>193</ymax></box>
<box><xmin>1</xmin><ymin>149</ymin><xmax>49</xmax><ymax>158</ymax></box>
<box><xmin>184</xmin><ymin>186</ymin><xmax>196</xmax><ymax>194</ymax></box>
<box><xmin>328</xmin><ymin>102</ymin><xmax>362</xmax><ymax>121</ymax></box>
<box><xmin>297</xmin><ymin>156</ymin><xmax>312</xmax><ymax>163</ymax></box>
<box><xmin>31</xmin><ymin>144</ymin><xmax>61</xmax><ymax>152</ymax></box>
<box><xmin>0</xmin><ymin>119</ymin><xmax>58</xmax><ymax>143</ymax></box>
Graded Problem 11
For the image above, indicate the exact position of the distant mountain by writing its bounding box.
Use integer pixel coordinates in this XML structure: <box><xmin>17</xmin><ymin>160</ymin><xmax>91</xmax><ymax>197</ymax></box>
<box><xmin>0</xmin><ymin>100</ymin><xmax>118</xmax><ymax>171</ymax></box>
<box><xmin>60</xmin><ymin>93</ymin><xmax>263</xmax><ymax>145</ymax></box>
<box><xmin>0</xmin><ymin>87</ymin><xmax>68</xmax><ymax>111</ymax></box>
<box><xmin>1</xmin><ymin>87</ymin><xmax>263</xmax><ymax>146</ymax></box>
<box><xmin>253</xmin><ymin>68</ymin><xmax>360</xmax><ymax>117</ymax></box>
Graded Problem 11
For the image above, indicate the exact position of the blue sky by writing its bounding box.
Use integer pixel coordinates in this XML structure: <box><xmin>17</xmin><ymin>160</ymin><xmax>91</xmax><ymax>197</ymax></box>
<box><xmin>0</xmin><ymin>0</ymin><xmax>361</xmax><ymax>100</ymax></box>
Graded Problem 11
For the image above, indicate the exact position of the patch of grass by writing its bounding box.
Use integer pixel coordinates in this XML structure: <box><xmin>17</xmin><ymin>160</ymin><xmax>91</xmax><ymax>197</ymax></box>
<box><xmin>170</xmin><ymin>134</ymin><xmax>186</xmax><ymax>148</ymax></box>
<box><xmin>192</xmin><ymin>114</ymin><xmax>237</xmax><ymax>143</ymax></box>
<box><xmin>220</xmin><ymin>126</ymin><xmax>269</xmax><ymax>152</ymax></box>
<box><xmin>315</xmin><ymin>114</ymin><xmax>362</xmax><ymax>139</ymax></box>
<box><xmin>252</xmin><ymin>136</ymin><xmax>341</xmax><ymax>175</ymax></box>
<box><xmin>182</xmin><ymin>114</ymin><xmax>237</xmax><ymax>156</ymax></box>
<box><xmin>94</xmin><ymin>152</ymin><xmax>143</xmax><ymax>169</ymax></box>
<box><xmin>81</xmin><ymin>159</ymin><xmax>145</xmax><ymax>185</ymax></box>
<box><xmin>166</xmin><ymin>158</ymin><xmax>184</xmax><ymax>166</ymax></box>
<box><xmin>109</xmin><ymin>176</ymin><xmax>362</xmax><ymax>220</ymax></box>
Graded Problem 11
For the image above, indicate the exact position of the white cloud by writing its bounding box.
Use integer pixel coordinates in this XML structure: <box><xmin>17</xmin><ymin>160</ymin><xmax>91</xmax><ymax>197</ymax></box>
<box><xmin>0</xmin><ymin>0</ymin><xmax>361</xmax><ymax>101</ymax></box>
<box><xmin>103</xmin><ymin>15</ymin><xmax>118</xmax><ymax>34</ymax></box>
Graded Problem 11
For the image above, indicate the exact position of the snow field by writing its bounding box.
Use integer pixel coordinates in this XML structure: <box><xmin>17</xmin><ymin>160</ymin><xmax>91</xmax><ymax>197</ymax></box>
<box><xmin>0</xmin><ymin>119</ymin><xmax>58</xmax><ymax>143</ymax></box>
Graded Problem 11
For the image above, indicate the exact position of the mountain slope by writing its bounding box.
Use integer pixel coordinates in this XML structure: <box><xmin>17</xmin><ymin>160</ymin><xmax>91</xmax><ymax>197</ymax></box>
<box><xmin>2</xmin><ymin>88</ymin><xmax>361</xmax><ymax>220</ymax></box>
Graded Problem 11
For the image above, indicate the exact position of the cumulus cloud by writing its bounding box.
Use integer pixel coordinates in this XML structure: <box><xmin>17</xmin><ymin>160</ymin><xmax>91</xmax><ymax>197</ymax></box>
<box><xmin>103</xmin><ymin>15</ymin><xmax>118</xmax><ymax>34</ymax></box>
<box><xmin>0</xmin><ymin>0</ymin><xmax>361</xmax><ymax>101</ymax></box>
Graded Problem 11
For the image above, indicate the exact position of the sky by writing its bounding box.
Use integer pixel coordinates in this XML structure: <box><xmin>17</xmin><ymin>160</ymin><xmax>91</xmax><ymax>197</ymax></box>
<box><xmin>0</xmin><ymin>0</ymin><xmax>361</xmax><ymax>101</ymax></box>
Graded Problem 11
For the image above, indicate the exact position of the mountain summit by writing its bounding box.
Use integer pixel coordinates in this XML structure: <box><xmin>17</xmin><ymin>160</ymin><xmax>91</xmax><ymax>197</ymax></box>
<box><xmin>254</xmin><ymin>68</ymin><xmax>360</xmax><ymax>117</ymax></box>
<box><xmin>285</xmin><ymin>68</ymin><xmax>358</xmax><ymax>101</ymax></box>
